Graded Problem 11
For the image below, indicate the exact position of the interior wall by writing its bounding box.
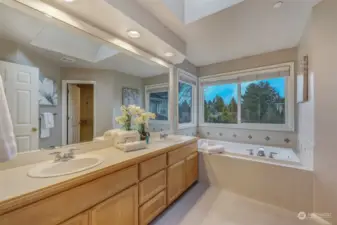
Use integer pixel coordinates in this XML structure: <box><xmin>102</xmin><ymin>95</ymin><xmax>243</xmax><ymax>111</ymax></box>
<box><xmin>61</xmin><ymin>68</ymin><xmax>144</xmax><ymax>136</ymax></box>
<box><xmin>0</xmin><ymin>38</ymin><xmax>62</xmax><ymax>149</ymax></box>
<box><xmin>197</xmin><ymin>48</ymin><xmax>298</xmax><ymax>148</ymax></box>
<box><xmin>308</xmin><ymin>0</ymin><xmax>337</xmax><ymax>223</ymax></box>
<box><xmin>297</xmin><ymin>16</ymin><xmax>315</xmax><ymax>170</ymax></box>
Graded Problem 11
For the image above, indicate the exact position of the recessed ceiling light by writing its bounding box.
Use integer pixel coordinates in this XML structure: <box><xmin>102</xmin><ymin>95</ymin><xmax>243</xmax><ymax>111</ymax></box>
<box><xmin>273</xmin><ymin>1</ymin><xmax>283</xmax><ymax>9</ymax></box>
<box><xmin>61</xmin><ymin>56</ymin><xmax>76</xmax><ymax>63</ymax></box>
<box><xmin>64</xmin><ymin>0</ymin><xmax>75</xmax><ymax>2</ymax></box>
<box><xmin>127</xmin><ymin>30</ymin><xmax>141</xmax><ymax>39</ymax></box>
<box><xmin>164</xmin><ymin>52</ymin><xmax>174</xmax><ymax>57</ymax></box>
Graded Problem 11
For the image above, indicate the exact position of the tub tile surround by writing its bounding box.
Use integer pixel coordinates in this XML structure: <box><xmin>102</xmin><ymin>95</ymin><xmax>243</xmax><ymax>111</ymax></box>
<box><xmin>198</xmin><ymin>127</ymin><xmax>297</xmax><ymax>148</ymax></box>
<box><xmin>198</xmin><ymin>153</ymin><xmax>314</xmax><ymax>213</ymax></box>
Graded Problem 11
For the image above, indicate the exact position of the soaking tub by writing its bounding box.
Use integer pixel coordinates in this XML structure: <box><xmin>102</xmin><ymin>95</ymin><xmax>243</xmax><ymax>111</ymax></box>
<box><xmin>198</xmin><ymin>139</ymin><xmax>301</xmax><ymax>167</ymax></box>
<box><xmin>197</xmin><ymin>139</ymin><xmax>314</xmax><ymax>213</ymax></box>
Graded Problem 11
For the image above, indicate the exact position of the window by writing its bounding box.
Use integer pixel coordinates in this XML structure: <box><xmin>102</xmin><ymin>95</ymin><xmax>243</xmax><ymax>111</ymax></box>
<box><xmin>145</xmin><ymin>83</ymin><xmax>169</xmax><ymax>123</ymax></box>
<box><xmin>178</xmin><ymin>69</ymin><xmax>197</xmax><ymax>129</ymax></box>
<box><xmin>179</xmin><ymin>82</ymin><xmax>192</xmax><ymax>123</ymax></box>
<box><xmin>199</xmin><ymin>63</ymin><xmax>295</xmax><ymax>131</ymax></box>
<box><xmin>149</xmin><ymin>92</ymin><xmax>168</xmax><ymax>120</ymax></box>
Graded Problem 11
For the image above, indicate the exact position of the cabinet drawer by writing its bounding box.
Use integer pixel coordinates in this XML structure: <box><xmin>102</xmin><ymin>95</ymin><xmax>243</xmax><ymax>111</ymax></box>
<box><xmin>139</xmin><ymin>154</ymin><xmax>166</xmax><ymax>180</ymax></box>
<box><xmin>139</xmin><ymin>170</ymin><xmax>166</xmax><ymax>205</ymax></box>
<box><xmin>0</xmin><ymin>165</ymin><xmax>138</xmax><ymax>225</ymax></box>
<box><xmin>139</xmin><ymin>190</ymin><xmax>166</xmax><ymax>225</ymax></box>
<box><xmin>168</xmin><ymin>142</ymin><xmax>197</xmax><ymax>166</ymax></box>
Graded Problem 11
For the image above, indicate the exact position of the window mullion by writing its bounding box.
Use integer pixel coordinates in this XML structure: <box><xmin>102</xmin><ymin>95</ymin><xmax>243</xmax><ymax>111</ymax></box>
<box><xmin>237</xmin><ymin>82</ymin><xmax>241</xmax><ymax>124</ymax></box>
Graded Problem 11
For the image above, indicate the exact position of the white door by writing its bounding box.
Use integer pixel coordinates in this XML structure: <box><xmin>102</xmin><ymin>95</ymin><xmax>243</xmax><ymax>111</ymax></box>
<box><xmin>67</xmin><ymin>84</ymin><xmax>81</xmax><ymax>144</ymax></box>
<box><xmin>0</xmin><ymin>61</ymin><xmax>39</xmax><ymax>152</ymax></box>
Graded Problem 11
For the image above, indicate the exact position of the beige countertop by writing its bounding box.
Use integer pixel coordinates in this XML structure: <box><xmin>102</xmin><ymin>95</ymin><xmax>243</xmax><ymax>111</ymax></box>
<box><xmin>0</xmin><ymin>135</ymin><xmax>197</xmax><ymax>208</ymax></box>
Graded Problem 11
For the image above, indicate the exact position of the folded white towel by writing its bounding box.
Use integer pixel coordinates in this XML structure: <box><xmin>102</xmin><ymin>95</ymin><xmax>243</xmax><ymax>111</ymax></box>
<box><xmin>207</xmin><ymin>145</ymin><xmax>225</xmax><ymax>154</ymax></box>
<box><xmin>103</xmin><ymin>129</ymin><xmax>119</xmax><ymax>140</ymax></box>
<box><xmin>116</xmin><ymin>141</ymin><xmax>146</xmax><ymax>152</ymax></box>
<box><xmin>40</xmin><ymin>112</ymin><xmax>54</xmax><ymax>138</ymax></box>
<box><xmin>0</xmin><ymin>76</ymin><xmax>17</xmax><ymax>162</ymax></box>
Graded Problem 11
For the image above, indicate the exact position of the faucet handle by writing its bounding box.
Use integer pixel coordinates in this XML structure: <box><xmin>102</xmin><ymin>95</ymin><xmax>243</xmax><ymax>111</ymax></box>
<box><xmin>49</xmin><ymin>151</ymin><xmax>62</xmax><ymax>162</ymax></box>
<box><xmin>68</xmin><ymin>148</ymin><xmax>79</xmax><ymax>157</ymax></box>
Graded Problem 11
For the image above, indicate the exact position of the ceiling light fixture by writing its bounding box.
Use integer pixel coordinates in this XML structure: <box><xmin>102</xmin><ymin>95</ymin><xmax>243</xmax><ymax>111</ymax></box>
<box><xmin>64</xmin><ymin>0</ymin><xmax>75</xmax><ymax>3</ymax></box>
<box><xmin>164</xmin><ymin>52</ymin><xmax>174</xmax><ymax>57</ymax></box>
<box><xmin>127</xmin><ymin>30</ymin><xmax>141</xmax><ymax>39</ymax></box>
<box><xmin>273</xmin><ymin>1</ymin><xmax>283</xmax><ymax>9</ymax></box>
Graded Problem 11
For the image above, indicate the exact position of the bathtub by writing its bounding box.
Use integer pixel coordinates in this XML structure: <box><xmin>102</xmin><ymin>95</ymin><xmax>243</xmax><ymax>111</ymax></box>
<box><xmin>197</xmin><ymin>139</ymin><xmax>314</xmax><ymax>213</ymax></box>
<box><xmin>198</xmin><ymin>139</ymin><xmax>302</xmax><ymax>168</ymax></box>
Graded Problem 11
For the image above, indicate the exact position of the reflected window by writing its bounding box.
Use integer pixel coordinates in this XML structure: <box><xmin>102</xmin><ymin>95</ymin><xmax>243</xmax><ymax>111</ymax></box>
<box><xmin>149</xmin><ymin>91</ymin><xmax>168</xmax><ymax>120</ymax></box>
<box><xmin>178</xmin><ymin>82</ymin><xmax>192</xmax><ymax>124</ymax></box>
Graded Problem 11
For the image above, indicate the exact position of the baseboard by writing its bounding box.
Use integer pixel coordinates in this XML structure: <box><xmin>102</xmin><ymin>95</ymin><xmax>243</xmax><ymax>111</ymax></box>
<box><xmin>310</xmin><ymin>213</ymin><xmax>332</xmax><ymax>225</ymax></box>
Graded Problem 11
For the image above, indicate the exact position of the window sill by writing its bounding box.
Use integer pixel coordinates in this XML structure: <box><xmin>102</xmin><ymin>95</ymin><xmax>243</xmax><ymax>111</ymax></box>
<box><xmin>178</xmin><ymin>123</ymin><xmax>196</xmax><ymax>130</ymax></box>
<box><xmin>149</xmin><ymin>120</ymin><xmax>169</xmax><ymax>125</ymax></box>
<box><xmin>199</xmin><ymin>123</ymin><xmax>294</xmax><ymax>132</ymax></box>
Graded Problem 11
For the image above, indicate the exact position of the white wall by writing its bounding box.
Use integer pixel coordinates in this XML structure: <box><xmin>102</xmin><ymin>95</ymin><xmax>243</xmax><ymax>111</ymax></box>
<box><xmin>198</xmin><ymin>48</ymin><xmax>298</xmax><ymax>148</ymax></box>
<box><xmin>307</xmin><ymin>0</ymin><xmax>337</xmax><ymax>223</ymax></box>
<box><xmin>162</xmin><ymin>0</ymin><xmax>184</xmax><ymax>21</ymax></box>
<box><xmin>61</xmin><ymin>68</ymin><xmax>144</xmax><ymax>136</ymax></box>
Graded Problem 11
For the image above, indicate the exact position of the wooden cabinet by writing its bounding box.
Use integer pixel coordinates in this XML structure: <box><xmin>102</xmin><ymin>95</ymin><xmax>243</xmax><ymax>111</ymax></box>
<box><xmin>185</xmin><ymin>152</ymin><xmax>198</xmax><ymax>188</ymax></box>
<box><xmin>90</xmin><ymin>185</ymin><xmax>138</xmax><ymax>225</ymax></box>
<box><xmin>139</xmin><ymin>190</ymin><xmax>166</xmax><ymax>225</ymax></box>
<box><xmin>60</xmin><ymin>213</ymin><xmax>89</xmax><ymax>225</ymax></box>
<box><xmin>139</xmin><ymin>170</ymin><xmax>166</xmax><ymax>205</ymax></box>
<box><xmin>167</xmin><ymin>160</ymin><xmax>186</xmax><ymax>204</ymax></box>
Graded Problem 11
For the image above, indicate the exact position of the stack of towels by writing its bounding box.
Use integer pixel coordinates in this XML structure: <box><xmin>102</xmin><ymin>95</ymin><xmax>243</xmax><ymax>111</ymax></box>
<box><xmin>106</xmin><ymin>130</ymin><xmax>146</xmax><ymax>152</ymax></box>
<box><xmin>200</xmin><ymin>142</ymin><xmax>225</xmax><ymax>154</ymax></box>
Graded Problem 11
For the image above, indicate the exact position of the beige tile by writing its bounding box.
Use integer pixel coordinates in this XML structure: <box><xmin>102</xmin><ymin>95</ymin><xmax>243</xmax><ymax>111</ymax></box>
<box><xmin>152</xmin><ymin>183</ymin><xmax>320</xmax><ymax>225</ymax></box>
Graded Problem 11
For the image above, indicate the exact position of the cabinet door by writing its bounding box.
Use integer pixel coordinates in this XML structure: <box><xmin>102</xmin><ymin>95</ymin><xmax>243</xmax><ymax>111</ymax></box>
<box><xmin>185</xmin><ymin>152</ymin><xmax>198</xmax><ymax>188</ymax></box>
<box><xmin>90</xmin><ymin>185</ymin><xmax>138</xmax><ymax>225</ymax></box>
<box><xmin>61</xmin><ymin>212</ymin><xmax>88</xmax><ymax>225</ymax></box>
<box><xmin>167</xmin><ymin>160</ymin><xmax>185</xmax><ymax>204</ymax></box>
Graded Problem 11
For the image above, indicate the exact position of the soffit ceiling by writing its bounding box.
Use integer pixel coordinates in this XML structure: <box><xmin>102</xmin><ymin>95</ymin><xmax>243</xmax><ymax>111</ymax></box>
<box><xmin>0</xmin><ymin>4</ymin><xmax>168</xmax><ymax>77</ymax></box>
<box><xmin>138</xmin><ymin>0</ymin><xmax>322</xmax><ymax>66</ymax></box>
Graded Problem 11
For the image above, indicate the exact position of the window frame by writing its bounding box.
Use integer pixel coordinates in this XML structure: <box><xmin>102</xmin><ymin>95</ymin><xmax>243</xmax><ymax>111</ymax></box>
<box><xmin>199</xmin><ymin>62</ymin><xmax>295</xmax><ymax>132</ymax></box>
<box><xmin>145</xmin><ymin>83</ymin><xmax>170</xmax><ymax>125</ymax></box>
<box><xmin>177</xmin><ymin>69</ymin><xmax>198</xmax><ymax>130</ymax></box>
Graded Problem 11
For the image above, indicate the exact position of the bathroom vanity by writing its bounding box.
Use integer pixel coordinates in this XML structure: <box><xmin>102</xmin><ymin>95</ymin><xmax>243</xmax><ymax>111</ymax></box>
<box><xmin>0</xmin><ymin>136</ymin><xmax>198</xmax><ymax>225</ymax></box>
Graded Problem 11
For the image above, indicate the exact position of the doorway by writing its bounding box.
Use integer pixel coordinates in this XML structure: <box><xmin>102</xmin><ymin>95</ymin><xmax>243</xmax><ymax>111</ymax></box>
<box><xmin>62</xmin><ymin>80</ymin><xmax>96</xmax><ymax>145</ymax></box>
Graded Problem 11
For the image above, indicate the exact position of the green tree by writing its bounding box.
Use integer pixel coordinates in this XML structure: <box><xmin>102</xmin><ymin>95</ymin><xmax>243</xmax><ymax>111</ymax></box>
<box><xmin>241</xmin><ymin>81</ymin><xmax>284</xmax><ymax>123</ymax></box>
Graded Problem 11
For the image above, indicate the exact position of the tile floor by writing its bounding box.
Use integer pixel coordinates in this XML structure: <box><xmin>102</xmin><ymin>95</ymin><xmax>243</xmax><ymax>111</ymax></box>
<box><xmin>152</xmin><ymin>183</ymin><xmax>320</xmax><ymax>225</ymax></box>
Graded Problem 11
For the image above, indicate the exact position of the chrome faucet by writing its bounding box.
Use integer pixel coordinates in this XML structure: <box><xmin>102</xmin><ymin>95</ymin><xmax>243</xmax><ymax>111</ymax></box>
<box><xmin>160</xmin><ymin>131</ymin><xmax>168</xmax><ymax>139</ymax></box>
<box><xmin>269</xmin><ymin>152</ymin><xmax>278</xmax><ymax>159</ymax></box>
<box><xmin>49</xmin><ymin>148</ymin><xmax>78</xmax><ymax>162</ymax></box>
<box><xmin>246</xmin><ymin>149</ymin><xmax>254</xmax><ymax>156</ymax></box>
<box><xmin>257</xmin><ymin>147</ymin><xmax>266</xmax><ymax>157</ymax></box>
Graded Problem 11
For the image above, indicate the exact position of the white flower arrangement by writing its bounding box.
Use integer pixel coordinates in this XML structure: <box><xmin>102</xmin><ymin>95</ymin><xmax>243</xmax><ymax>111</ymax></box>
<box><xmin>115</xmin><ymin>105</ymin><xmax>155</xmax><ymax>131</ymax></box>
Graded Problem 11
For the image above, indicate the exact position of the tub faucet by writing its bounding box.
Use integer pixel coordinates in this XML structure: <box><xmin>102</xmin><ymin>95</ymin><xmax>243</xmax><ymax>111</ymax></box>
<box><xmin>257</xmin><ymin>147</ymin><xmax>265</xmax><ymax>157</ymax></box>
<box><xmin>160</xmin><ymin>131</ymin><xmax>168</xmax><ymax>139</ymax></box>
<box><xmin>246</xmin><ymin>149</ymin><xmax>254</xmax><ymax>156</ymax></box>
<box><xmin>269</xmin><ymin>152</ymin><xmax>278</xmax><ymax>159</ymax></box>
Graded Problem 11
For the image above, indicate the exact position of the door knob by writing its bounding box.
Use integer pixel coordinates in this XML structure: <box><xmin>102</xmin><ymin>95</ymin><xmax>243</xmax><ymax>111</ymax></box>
<box><xmin>32</xmin><ymin>127</ymin><xmax>38</xmax><ymax>132</ymax></box>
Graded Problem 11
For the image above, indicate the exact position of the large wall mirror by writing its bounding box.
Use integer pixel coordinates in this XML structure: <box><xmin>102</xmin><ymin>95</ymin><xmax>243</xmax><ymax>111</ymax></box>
<box><xmin>0</xmin><ymin>4</ymin><xmax>170</xmax><ymax>153</ymax></box>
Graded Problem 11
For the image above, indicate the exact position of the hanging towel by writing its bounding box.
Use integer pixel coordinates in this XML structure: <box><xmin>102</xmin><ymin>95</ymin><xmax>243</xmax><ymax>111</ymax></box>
<box><xmin>40</xmin><ymin>112</ymin><xmax>54</xmax><ymax>138</ymax></box>
<box><xmin>0</xmin><ymin>76</ymin><xmax>17</xmax><ymax>162</ymax></box>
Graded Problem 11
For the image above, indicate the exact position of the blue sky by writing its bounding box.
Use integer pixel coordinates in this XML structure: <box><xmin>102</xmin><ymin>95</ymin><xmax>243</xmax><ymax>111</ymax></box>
<box><xmin>204</xmin><ymin>77</ymin><xmax>285</xmax><ymax>104</ymax></box>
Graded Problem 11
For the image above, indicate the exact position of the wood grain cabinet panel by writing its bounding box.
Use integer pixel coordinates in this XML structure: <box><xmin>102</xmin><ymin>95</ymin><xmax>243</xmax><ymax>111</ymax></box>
<box><xmin>168</xmin><ymin>143</ymin><xmax>197</xmax><ymax>166</ymax></box>
<box><xmin>139</xmin><ymin>190</ymin><xmax>166</xmax><ymax>225</ymax></box>
<box><xmin>185</xmin><ymin>152</ymin><xmax>198</xmax><ymax>188</ymax></box>
<box><xmin>167</xmin><ymin>160</ymin><xmax>186</xmax><ymax>204</ymax></box>
<box><xmin>139</xmin><ymin>154</ymin><xmax>166</xmax><ymax>180</ymax></box>
<box><xmin>0</xmin><ymin>166</ymin><xmax>137</xmax><ymax>225</ymax></box>
<box><xmin>139</xmin><ymin>170</ymin><xmax>166</xmax><ymax>205</ymax></box>
<box><xmin>60</xmin><ymin>212</ymin><xmax>89</xmax><ymax>225</ymax></box>
<box><xmin>90</xmin><ymin>185</ymin><xmax>138</xmax><ymax>225</ymax></box>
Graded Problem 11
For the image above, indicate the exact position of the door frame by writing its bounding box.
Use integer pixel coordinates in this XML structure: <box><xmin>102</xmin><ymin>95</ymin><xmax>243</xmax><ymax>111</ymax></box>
<box><xmin>62</xmin><ymin>80</ymin><xmax>96</xmax><ymax>146</ymax></box>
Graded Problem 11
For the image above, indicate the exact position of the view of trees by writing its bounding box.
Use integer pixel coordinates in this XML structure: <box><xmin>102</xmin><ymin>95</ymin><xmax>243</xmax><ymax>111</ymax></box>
<box><xmin>204</xmin><ymin>80</ymin><xmax>285</xmax><ymax>124</ymax></box>
<box><xmin>241</xmin><ymin>81</ymin><xmax>285</xmax><ymax>124</ymax></box>
<box><xmin>179</xmin><ymin>82</ymin><xmax>192</xmax><ymax>123</ymax></box>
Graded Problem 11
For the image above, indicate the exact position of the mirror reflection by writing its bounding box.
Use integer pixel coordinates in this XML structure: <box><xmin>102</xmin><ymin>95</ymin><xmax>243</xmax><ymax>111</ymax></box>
<box><xmin>0</xmin><ymin>4</ymin><xmax>170</xmax><ymax>153</ymax></box>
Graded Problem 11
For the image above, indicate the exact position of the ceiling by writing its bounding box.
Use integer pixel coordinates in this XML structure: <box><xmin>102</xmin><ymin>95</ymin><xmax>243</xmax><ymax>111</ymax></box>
<box><xmin>139</xmin><ymin>0</ymin><xmax>322</xmax><ymax>66</ymax></box>
<box><xmin>0</xmin><ymin>4</ymin><xmax>168</xmax><ymax>77</ymax></box>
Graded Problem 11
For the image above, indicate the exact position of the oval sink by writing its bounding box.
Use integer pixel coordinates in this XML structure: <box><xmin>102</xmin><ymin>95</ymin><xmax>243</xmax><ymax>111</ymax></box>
<box><xmin>28</xmin><ymin>154</ymin><xmax>104</xmax><ymax>178</ymax></box>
